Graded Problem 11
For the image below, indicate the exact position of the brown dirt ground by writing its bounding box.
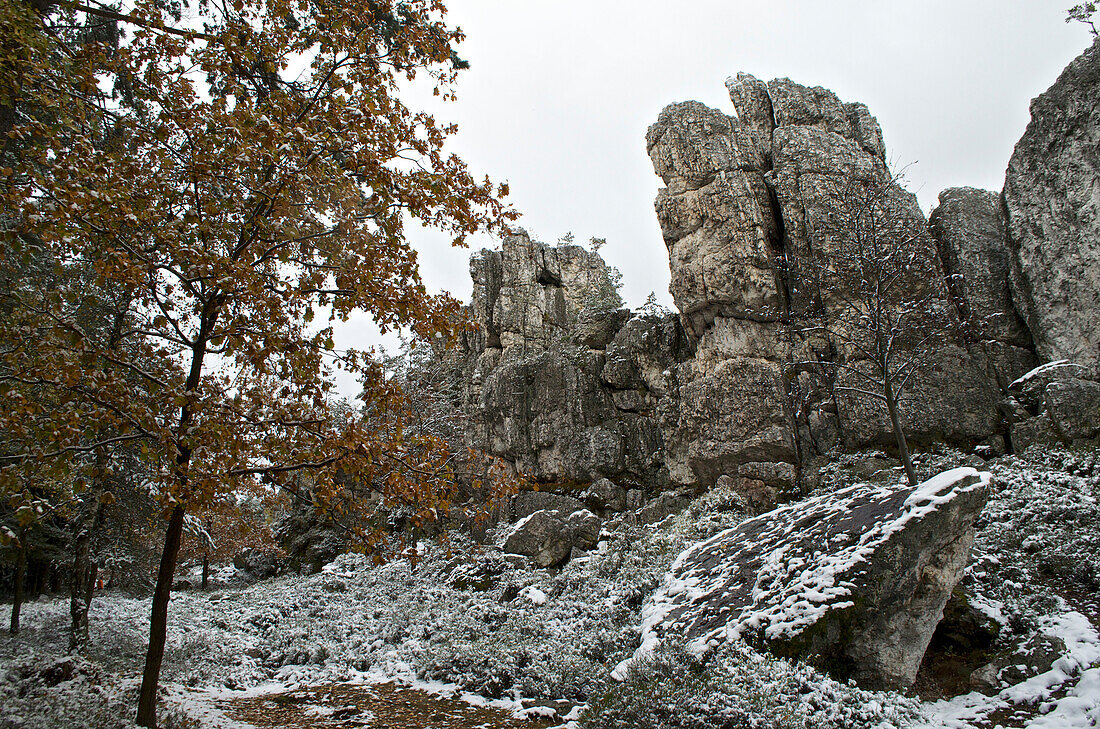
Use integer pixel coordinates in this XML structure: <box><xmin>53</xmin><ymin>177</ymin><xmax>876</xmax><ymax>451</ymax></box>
<box><xmin>220</xmin><ymin>682</ymin><xmax>557</xmax><ymax>729</ymax></box>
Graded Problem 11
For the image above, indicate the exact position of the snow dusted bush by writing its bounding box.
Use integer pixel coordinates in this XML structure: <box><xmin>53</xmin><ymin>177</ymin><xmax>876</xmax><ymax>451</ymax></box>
<box><xmin>579</xmin><ymin>640</ymin><xmax>919</xmax><ymax>729</ymax></box>
<box><xmin>979</xmin><ymin>447</ymin><xmax>1100</xmax><ymax>591</ymax></box>
<box><xmin>0</xmin><ymin>653</ymin><xmax>138</xmax><ymax>729</ymax></box>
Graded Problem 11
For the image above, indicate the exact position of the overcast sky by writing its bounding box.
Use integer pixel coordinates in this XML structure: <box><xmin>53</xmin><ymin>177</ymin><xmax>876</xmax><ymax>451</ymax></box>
<box><xmin>333</xmin><ymin>1</ymin><xmax>1093</xmax><ymax>395</ymax></box>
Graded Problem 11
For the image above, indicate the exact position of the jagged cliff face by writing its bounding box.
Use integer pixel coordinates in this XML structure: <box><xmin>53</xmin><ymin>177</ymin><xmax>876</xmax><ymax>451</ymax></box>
<box><xmin>648</xmin><ymin>75</ymin><xmax>1015</xmax><ymax>489</ymax></box>
<box><xmin>452</xmin><ymin>232</ymin><xmax>691</xmax><ymax>489</ymax></box>
<box><xmin>447</xmin><ymin>43</ymin><xmax>1100</xmax><ymax>493</ymax></box>
<box><xmin>1003</xmin><ymin>38</ymin><xmax>1100</xmax><ymax>376</ymax></box>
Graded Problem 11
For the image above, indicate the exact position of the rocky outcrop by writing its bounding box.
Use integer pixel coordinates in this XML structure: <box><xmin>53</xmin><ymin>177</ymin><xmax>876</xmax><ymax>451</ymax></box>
<box><xmin>446</xmin><ymin>47</ymin><xmax>1099</xmax><ymax>498</ymax></box>
<box><xmin>1003</xmin><ymin>37</ymin><xmax>1100</xmax><ymax>376</ymax></box>
<box><xmin>929</xmin><ymin>187</ymin><xmax>1038</xmax><ymax>389</ymax></box>
<box><xmin>1005</xmin><ymin>361</ymin><xmax>1100</xmax><ymax>451</ymax></box>
<box><xmin>631</xmin><ymin>468</ymin><xmax>990</xmax><ymax>689</ymax></box>
<box><xmin>453</xmin><ymin>231</ymin><xmax>691</xmax><ymax>489</ymax></box>
<box><xmin>647</xmin><ymin>76</ymin><xmax>1005</xmax><ymax>489</ymax></box>
<box><xmin>467</xmin><ymin>235</ymin><xmax>625</xmax><ymax>351</ymax></box>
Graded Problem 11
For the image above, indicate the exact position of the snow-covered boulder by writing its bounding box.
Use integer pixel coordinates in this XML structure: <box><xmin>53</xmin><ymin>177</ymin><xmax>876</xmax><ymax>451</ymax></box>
<box><xmin>629</xmin><ymin>467</ymin><xmax>990</xmax><ymax>689</ymax></box>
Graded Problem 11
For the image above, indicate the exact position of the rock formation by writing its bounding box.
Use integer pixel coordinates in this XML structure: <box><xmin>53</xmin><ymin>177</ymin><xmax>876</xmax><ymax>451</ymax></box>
<box><xmin>632</xmin><ymin>468</ymin><xmax>990</xmax><ymax>689</ymax></box>
<box><xmin>648</xmin><ymin>76</ymin><xmax>1007</xmax><ymax>490</ymax></box>
<box><xmin>1003</xmin><ymin>37</ymin><xmax>1100</xmax><ymax>376</ymax></box>
<box><xmin>929</xmin><ymin>187</ymin><xmax>1038</xmax><ymax>390</ymax></box>
<box><xmin>443</xmin><ymin>40</ymin><xmax>1100</xmax><ymax>498</ymax></box>
<box><xmin>451</xmin><ymin>231</ymin><xmax>691</xmax><ymax>489</ymax></box>
<box><xmin>1004</xmin><ymin>361</ymin><xmax>1100</xmax><ymax>451</ymax></box>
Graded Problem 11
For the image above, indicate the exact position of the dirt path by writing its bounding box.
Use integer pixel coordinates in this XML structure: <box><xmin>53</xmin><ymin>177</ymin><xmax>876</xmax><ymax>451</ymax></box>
<box><xmin>220</xmin><ymin>682</ymin><xmax>559</xmax><ymax>729</ymax></box>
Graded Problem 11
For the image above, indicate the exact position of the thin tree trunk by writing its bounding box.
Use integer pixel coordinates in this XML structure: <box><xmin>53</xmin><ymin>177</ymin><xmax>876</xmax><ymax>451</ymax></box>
<box><xmin>136</xmin><ymin>504</ymin><xmax>186</xmax><ymax>727</ymax></box>
<box><xmin>885</xmin><ymin>377</ymin><xmax>917</xmax><ymax>486</ymax></box>
<box><xmin>137</xmin><ymin>299</ymin><xmax>218</xmax><ymax>728</ymax></box>
<box><xmin>201</xmin><ymin>553</ymin><xmax>209</xmax><ymax>591</ymax></box>
<box><xmin>10</xmin><ymin>542</ymin><xmax>26</xmax><ymax>635</ymax></box>
<box><xmin>70</xmin><ymin>451</ymin><xmax>107</xmax><ymax>653</ymax></box>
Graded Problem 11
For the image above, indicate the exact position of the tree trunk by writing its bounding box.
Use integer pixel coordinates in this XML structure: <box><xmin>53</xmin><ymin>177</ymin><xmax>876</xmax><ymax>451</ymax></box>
<box><xmin>136</xmin><ymin>281</ymin><xmax>218</xmax><ymax>728</ymax></box>
<box><xmin>136</xmin><ymin>504</ymin><xmax>186</xmax><ymax>728</ymax></box>
<box><xmin>70</xmin><ymin>469</ymin><xmax>107</xmax><ymax>653</ymax></box>
<box><xmin>201</xmin><ymin>553</ymin><xmax>209</xmax><ymax>591</ymax></box>
<box><xmin>10</xmin><ymin>543</ymin><xmax>26</xmax><ymax>635</ymax></box>
<box><xmin>884</xmin><ymin>377</ymin><xmax>918</xmax><ymax>486</ymax></box>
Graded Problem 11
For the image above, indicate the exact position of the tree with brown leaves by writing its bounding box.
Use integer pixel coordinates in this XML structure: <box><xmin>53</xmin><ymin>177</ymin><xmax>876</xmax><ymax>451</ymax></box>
<box><xmin>1</xmin><ymin>0</ymin><xmax>513</xmax><ymax>725</ymax></box>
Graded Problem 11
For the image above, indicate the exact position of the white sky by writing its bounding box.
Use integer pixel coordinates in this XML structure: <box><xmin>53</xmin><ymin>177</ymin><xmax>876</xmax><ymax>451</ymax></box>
<box><xmin>332</xmin><ymin>1</ymin><xmax>1093</xmax><ymax>396</ymax></box>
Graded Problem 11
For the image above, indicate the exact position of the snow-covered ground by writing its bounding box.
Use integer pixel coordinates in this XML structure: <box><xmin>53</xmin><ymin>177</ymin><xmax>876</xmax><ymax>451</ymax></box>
<box><xmin>1</xmin><ymin>447</ymin><xmax>1098</xmax><ymax>729</ymax></box>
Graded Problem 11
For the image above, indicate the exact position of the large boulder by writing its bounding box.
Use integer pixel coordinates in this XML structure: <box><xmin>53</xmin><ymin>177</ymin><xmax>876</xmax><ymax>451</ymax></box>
<box><xmin>1003</xmin><ymin>38</ymin><xmax>1100</xmax><ymax>376</ymax></box>
<box><xmin>500</xmin><ymin>506</ymin><xmax>602</xmax><ymax>567</ymax></box>
<box><xmin>631</xmin><ymin>468</ymin><xmax>990</xmax><ymax>688</ymax></box>
<box><xmin>1008</xmin><ymin>361</ymin><xmax>1100</xmax><ymax>450</ymax></box>
<box><xmin>501</xmin><ymin>510</ymin><xmax>572</xmax><ymax>568</ymax></box>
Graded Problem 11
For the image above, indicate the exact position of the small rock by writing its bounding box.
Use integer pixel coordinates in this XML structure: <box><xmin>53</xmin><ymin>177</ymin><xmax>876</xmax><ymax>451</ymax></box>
<box><xmin>512</xmin><ymin>491</ymin><xmax>585</xmax><ymax>521</ymax></box>
<box><xmin>565</xmin><ymin>509</ymin><xmax>601</xmax><ymax>550</ymax></box>
<box><xmin>737</xmin><ymin>461</ymin><xmax>796</xmax><ymax>488</ymax></box>
<box><xmin>584</xmin><ymin>478</ymin><xmax>627</xmax><ymax>512</ymax></box>
<box><xmin>716</xmin><ymin>474</ymin><xmax>777</xmax><ymax>514</ymax></box>
<box><xmin>635</xmin><ymin>490</ymin><xmax>692</xmax><ymax>526</ymax></box>
<box><xmin>321</xmin><ymin>577</ymin><xmax>347</xmax><ymax>593</ymax></box>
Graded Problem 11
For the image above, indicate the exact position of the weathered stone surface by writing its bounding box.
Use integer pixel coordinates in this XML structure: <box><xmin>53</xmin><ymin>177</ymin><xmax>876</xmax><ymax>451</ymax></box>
<box><xmin>475</xmin><ymin>347</ymin><xmax>662</xmax><ymax>485</ymax></box>
<box><xmin>454</xmin><ymin>234</ymin><xmax>691</xmax><ymax>490</ymax></box>
<box><xmin>500</xmin><ymin>504</ymin><xmax>602</xmax><ymax>567</ymax></box>
<box><xmin>1003</xmin><ymin>38</ymin><xmax>1100</xmax><ymax>375</ymax></box>
<box><xmin>834</xmin><ymin>342</ymin><xmax>1003</xmax><ymax>449</ymax></box>
<box><xmin>715</xmin><ymin>473</ymin><xmax>776</xmax><ymax>514</ymax></box>
<box><xmin>469</xmin><ymin>231</ymin><xmax>625</xmax><ymax>350</ymax></box>
<box><xmin>232</xmin><ymin>549</ymin><xmax>280</xmax><ymax>579</ymax></box>
<box><xmin>930</xmin><ymin>188</ymin><xmax>1034</xmax><ymax>351</ymax></box>
<box><xmin>584</xmin><ymin>478</ymin><xmax>627</xmax><ymax>512</ymax></box>
<box><xmin>737</xmin><ymin>461</ymin><xmax>796</xmax><ymax>488</ymax></box>
<box><xmin>1046</xmin><ymin>377</ymin><xmax>1100</xmax><ymax>442</ymax></box>
<box><xmin>1010</xmin><ymin>413</ymin><xmax>1061</xmax><ymax>453</ymax></box>
<box><xmin>636</xmin><ymin>468</ymin><xmax>989</xmax><ymax>688</ymax></box>
<box><xmin>501</xmin><ymin>510</ymin><xmax>571</xmax><ymax>568</ymax></box>
<box><xmin>565</xmin><ymin>508</ymin><xmax>602</xmax><ymax>550</ymax></box>
<box><xmin>574</xmin><ymin>308</ymin><xmax>632</xmax><ymax>350</ymax></box>
<box><xmin>1008</xmin><ymin>360</ymin><xmax>1090</xmax><ymax>412</ymax></box>
<box><xmin>512</xmin><ymin>491</ymin><xmax>585</xmax><ymax>522</ymax></box>
<box><xmin>766</xmin><ymin>78</ymin><xmax>885</xmax><ymax>159</ymax></box>
<box><xmin>647</xmin><ymin>101</ymin><xmax>780</xmax><ymax>340</ymax></box>
<box><xmin>634</xmin><ymin>490</ymin><xmax>693</xmax><ymax>526</ymax></box>
<box><xmin>1004</xmin><ymin>362</ymin><xmax>1100</xmax><ymax>450</ymax></box>
<box><xmin>665</xmin><ymin>357</ymin><xmax>794</xmax><ymax>486</ymax></box>
<box><xmin>646</xmin><ymin>75</ymin><xmax>1011</xmax><ymax>487</ymax></box>
<box><xmin>273</xmin><ymin>500</ymin><xmax>346</xmax><ymax>574</ymax></box>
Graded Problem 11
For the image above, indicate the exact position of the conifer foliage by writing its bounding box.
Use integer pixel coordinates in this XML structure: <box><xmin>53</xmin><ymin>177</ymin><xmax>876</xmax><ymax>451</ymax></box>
<box><xmin>0</xmin><ymin>0</ymin><xmax>513</xmax><ymax>725</ymax></box>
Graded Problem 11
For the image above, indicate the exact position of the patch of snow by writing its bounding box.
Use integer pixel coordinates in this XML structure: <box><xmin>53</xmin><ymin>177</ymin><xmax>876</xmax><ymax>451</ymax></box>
<box><xmin>1009</xmin><ymin>359</ymin><xmax>1072</xmax><ymax>389</ymax></box>
<box><xmin>520</xmin><ymin>586</ymin><xmax>548</xmax><ymax>605</ymax></box>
